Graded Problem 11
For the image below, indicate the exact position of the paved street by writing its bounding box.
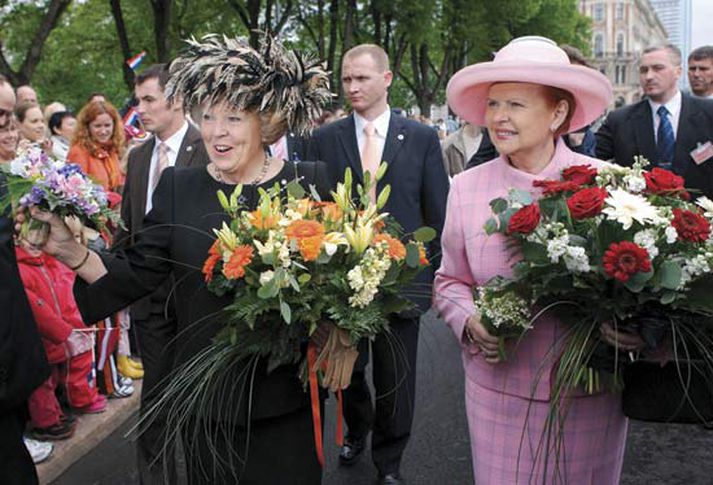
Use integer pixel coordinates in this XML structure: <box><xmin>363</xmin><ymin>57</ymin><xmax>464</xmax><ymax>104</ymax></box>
<box><xmin>54</xmin><ymin>311</ymin><xmax>713</xmax><ymax>484</ymax></box>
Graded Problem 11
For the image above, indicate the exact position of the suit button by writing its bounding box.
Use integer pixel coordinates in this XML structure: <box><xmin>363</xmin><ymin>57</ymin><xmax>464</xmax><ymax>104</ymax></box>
<box><xmin>0</xmin><ymin>365</ymin><xmax>7</xmax><ymax>382</ymax></box>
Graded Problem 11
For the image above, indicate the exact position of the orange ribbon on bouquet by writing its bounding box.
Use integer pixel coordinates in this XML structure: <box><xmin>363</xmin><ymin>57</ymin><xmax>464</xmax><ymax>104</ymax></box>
<box><xmin>307</xmin><ymin>343</ymin><xmax>344</xmax><ymax>467</ymax></box>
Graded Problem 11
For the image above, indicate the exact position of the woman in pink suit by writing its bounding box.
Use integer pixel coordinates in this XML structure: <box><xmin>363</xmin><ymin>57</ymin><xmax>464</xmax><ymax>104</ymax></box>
<box><xmin>434</xmin><ymin>36</ymin><xmax>643</xmax><ymax>484</ymax></box>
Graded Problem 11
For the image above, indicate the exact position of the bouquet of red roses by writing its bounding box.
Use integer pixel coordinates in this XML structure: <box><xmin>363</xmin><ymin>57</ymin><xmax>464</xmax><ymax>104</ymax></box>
<box><xmin>481</xmin><ymin>157</ymin><xmax>713</xmax><ymax>398</ymax></box>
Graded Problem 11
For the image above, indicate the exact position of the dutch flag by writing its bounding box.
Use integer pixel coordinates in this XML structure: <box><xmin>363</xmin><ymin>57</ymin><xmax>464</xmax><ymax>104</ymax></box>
<box><xmin>123</xmin><ymin>107</ymin><xmax>139</xmax><ymax>127</ymax></box>
<box><xmin>126</xmin><ymin>51</ymin><xmax>146</xmax><ymax>71</ymax></box>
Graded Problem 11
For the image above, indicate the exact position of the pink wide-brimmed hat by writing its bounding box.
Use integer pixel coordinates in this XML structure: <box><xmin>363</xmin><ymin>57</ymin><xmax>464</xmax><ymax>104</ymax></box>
<box><xmin>446</xmin><ymin>36</ymin><xmax>612</xmax><ymax>133</ymax></box>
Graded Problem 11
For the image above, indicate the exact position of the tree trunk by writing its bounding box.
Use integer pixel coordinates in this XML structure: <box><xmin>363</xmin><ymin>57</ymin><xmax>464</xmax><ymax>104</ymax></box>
<box><xmin>109</xmin><ymin>0</ymin><xmax>135</xmax><ymax>92</ymax></box>
<box><xmin>317</xmin><ymin>0</ymin><xmax>325</xmax><ymax>60</ymax></box>
<box><xmin>150</xmin><ymin>0</ymin><xmax>172</xmax><ymax>63</ymax></box>
<box><xmin>0</xmin><ymin>0</ymin><xmax>71</xmax><ymax>86</ymax></box>
<box><xmin>327</xmin><ymin>0</ymin><xmax>340</xmax><ymax>104</ymax></box>
<box><xmin>343</xmin><ymin>0</ymin><xmax>356</xmax><ymax>52</ymax></box>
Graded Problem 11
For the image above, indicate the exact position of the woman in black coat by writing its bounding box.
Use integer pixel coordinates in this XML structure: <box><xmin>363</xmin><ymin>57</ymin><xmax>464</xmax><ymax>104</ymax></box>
<box><xmin>30</xmin><ymin>35</ymin><xmax>332</xmax><ymax>484</ymax></box>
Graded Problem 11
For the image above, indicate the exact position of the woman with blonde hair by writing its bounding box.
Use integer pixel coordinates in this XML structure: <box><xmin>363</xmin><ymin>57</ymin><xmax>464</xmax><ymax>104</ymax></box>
<box><xmin>67</xmin><ymin>101</ymin><xmax>125</xmax><ymax>192</ymax></box>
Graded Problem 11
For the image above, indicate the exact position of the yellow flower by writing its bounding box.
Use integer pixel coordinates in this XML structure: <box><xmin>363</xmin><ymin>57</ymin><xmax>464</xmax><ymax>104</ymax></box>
<box><xmin>344</xmin><ymin>222</ymin><xmax>374</xmax><ymax>255</ymax></box>
<box><xmin>214</xmin><ymin>222</ymin><xmax>239</xmax><ymax>251</ymax></box>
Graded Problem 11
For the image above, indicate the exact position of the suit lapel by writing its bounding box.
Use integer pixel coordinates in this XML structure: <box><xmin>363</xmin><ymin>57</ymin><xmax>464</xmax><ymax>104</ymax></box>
<box><xmin>631</xmin><ymin>101</ymin><xmax>657</xmax><ymax>162</ymax></box>
<box><xmin>338</xmin><ymin>115</ymin><xmax>364</xmax><ymax>183</ymax></box>
<box><xmin>175</xmin><ymin>123</ymin><xmax>201</xmax><ymax>167</ymax></box>
<box><xmin>381</xmin><ymin>114</ymin><xmax>407</xmax><ymax>167</ymax></box>
<box><xmin>133</xmin><ymin>138</ymin><xmax>154</xmax><ymax>228</ymax></box>
<box><xmin>675</xmin><ymin>95</ymin><xmax>705</xmax><ymax>176</ymax></box>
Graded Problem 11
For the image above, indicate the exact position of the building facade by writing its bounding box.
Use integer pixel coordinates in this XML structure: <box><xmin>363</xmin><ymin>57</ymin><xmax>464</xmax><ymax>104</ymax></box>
<box><xmin>579</xmin><ymin>0</ymin><xmax>668</xmax><ymax>106</ymax></box>
<box><xmin>649</xmin><ymin>0</ymin><xmax>693</xmax><ymax>89</ymax></box>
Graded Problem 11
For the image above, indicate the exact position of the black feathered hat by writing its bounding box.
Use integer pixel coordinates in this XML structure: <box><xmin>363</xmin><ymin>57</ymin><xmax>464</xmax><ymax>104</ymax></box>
<box><xmin>166</xmin><ymin>33</ymin><xmax>332</xmax><ymax>136</ymax></box>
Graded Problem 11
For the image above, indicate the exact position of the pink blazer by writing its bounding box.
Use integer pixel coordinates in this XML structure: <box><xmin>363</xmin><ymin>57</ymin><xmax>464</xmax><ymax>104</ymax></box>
<box><xmin>433</xmin><ymin>140</ymin><xmax>605</xmax><ymax>401</ymax></box>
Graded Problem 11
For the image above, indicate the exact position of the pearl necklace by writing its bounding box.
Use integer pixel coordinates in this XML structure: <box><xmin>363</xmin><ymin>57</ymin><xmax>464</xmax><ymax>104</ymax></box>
<box><xmin>212</xmin><ymin>150</ymin><xmax>272</xmax><ymax>185</ymax></box>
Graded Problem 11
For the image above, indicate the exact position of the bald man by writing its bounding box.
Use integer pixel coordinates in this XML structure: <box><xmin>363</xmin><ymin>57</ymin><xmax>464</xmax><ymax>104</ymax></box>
<box><xmin>0</xmin><ymin>77</ymin><xmax>15</xmax><ymax>128</ymax></box>
<box><xmin>15</xmin><ymin>85</ymin><xmax>38</xmax><ymax>107</ymax></box>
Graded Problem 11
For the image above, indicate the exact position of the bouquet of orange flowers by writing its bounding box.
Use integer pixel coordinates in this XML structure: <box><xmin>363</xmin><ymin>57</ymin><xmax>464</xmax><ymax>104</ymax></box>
<box><xmin>202</xmin><ymin>164</ymin><xmax>433</xmax><ymax>386</ymax></box>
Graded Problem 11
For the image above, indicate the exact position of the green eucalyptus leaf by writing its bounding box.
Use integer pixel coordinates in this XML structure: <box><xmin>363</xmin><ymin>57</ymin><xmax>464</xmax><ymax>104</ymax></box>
<box><xmin>286</xmin><ymin>180</ymin><xmax>305</xmax><ymax>199</ymax></box>
<box><xmin>623</xmin><ymin>270</ymin><xmax>653</xmax><ymax>293</ymax></box>
<box><xmin>658</xmin><ymin>261</ymin><xmax>682</xmax><ymax>290</ymax></box>
<box><xmin>405</xmin><ymin>244</ymin><xmax>420</xmax><ymax>268</ymax></box>
<box><xmin>660</xmin><ymin>291</ymin><xmax>676</xmax><ymax>305</ymax></box>
<box><xmin>484</xmin><ymin>218</ymin><xmax>499</xmax><ymax>235</ymax></box>
<box><xmin>413</xmin><ymin>226</ymin><xmax>436</xmax><ymax>243</ymax></box>
<box><xmin>510</xmin><ymin>189</ymin><xmax>533</xmax><ymax>206</ymax></box>
<box><xmin>280</xmin><ymin>301</ymin><xmax>292</xmax><ymax>324</ymax></box>
<box><xmin>490</xmin><ymin>198</ymin><xmax>508</xmax><ymax>214</ymax></box>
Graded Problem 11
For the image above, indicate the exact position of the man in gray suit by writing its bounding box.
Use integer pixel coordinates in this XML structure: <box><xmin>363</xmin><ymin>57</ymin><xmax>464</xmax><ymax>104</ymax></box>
<box><xmin>115</xmin><ymin>64</ymin><xmax>209</xmax><ymax>484</ymax></box>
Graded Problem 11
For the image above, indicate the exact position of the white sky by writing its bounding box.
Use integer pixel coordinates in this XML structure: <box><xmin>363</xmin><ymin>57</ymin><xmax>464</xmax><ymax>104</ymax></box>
<box><xmin>691</xmin><ymin>0</ymin><xmax>713</xmax><ymax>48</ymax></box>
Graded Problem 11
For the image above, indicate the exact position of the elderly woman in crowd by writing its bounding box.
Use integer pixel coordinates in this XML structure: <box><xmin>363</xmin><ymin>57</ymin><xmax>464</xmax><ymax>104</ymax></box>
<box><xmin>26</xmin><ymin>35</ymin><xmax>331</xmax><ymax>484</ymax></box>
<box><xmin>48</xmin><ymin>111</ymin><xmax>77</xmax><ymax>161</ymax></box>
<box><xmin>433</xmin><ymin>36</ymin><xmax>639</xmax><ymax>484</ymax></box>
<box><xmin>67</xmin><ymin>101</ymin><xmax>125</xmax><ymax>192</ymax></box>
<box><xmin>0</xmin><ymin>118</ymin><xmax>19</xmax><ymax>163</ymax></box>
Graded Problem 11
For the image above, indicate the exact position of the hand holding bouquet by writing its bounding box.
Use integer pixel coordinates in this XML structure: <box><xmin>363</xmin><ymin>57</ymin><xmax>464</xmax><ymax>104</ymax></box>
<box><xmin>1</xmin><ymin>146</ymin><xmax>122</xmax><ymax>245</ymax></box>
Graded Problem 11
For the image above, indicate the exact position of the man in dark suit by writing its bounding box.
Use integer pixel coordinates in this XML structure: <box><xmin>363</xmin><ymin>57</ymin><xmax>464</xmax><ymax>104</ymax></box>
<box><xmin>306</xmin><ymin>45</ymin><xmax>449</xmax><ymax>485</ymax></box>
<box><xmin>596</xmin><ymin>44</ymin><xmax>713</xmax><ymax>198</ymax></box>
<box><xmin>0</xmin><ymin>77</ymin><xmax>50</xmax><ymax>485</ymax></box>
<box><xmin>114</xmin><ymin>64</ymin><xmax>209</xmax><ymax>485</ymax></box>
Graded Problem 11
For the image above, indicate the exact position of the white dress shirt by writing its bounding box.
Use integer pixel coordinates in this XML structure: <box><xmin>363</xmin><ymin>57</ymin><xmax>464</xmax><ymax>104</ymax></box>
<box><xmin>145</xmin><ymin>121</ymin><xmax>189</xmax><ymax>214</ymax></box>
<box><xmin>354</xmin><ymin>107</ymin><xmax>391</xmax><ymax>162</ymax></box>
<box><xmin>648</xmin><ymin>91</ymin><xmax>681</xmax><ymax>143</ymax></box>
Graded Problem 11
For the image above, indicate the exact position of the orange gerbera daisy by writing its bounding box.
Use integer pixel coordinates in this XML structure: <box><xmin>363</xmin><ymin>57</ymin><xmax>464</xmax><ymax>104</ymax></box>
<box><xmin>202</xmin><ymin>254</ymin><xmax>221</xmax><ymax>283</ymax></box>
<box><xmin>285</xmin><ymin>219</ymin><xmax>325</xmax><ymax>240</ymax></box>
<box><xmin>223</xmin><ymin>245</ymin><xmax>254</xmax><ymax>280</ymax></box>
<box><xmin>373</xmin><ymin>234</ymin><xmax>406</xmax><ymax>260</ymax></box>
<box><xmin>248</xmin><ymin>209</ymin><xmax>279</xmax><ymax>230</ymax></box>
<box><xmin>298</xmin><ymin>235</ymin><xmax>323</xmax><ymax>261</ymax></box>
<box><xmin>208</xmin><ymin>239</ymin><xmax>221</xmax><ymax>256</ymax></box>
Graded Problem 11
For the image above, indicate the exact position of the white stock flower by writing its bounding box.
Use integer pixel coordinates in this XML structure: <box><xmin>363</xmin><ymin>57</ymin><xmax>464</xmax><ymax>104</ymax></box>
<box><xmin>665</xmin><ymin>226</ymin><xmax>678</xmax><ymax>244</ymax></box>
<box><xmin>634</xmin><ymin>229</ymin><xmax>660</xmax><ymax>259</ymax></box>
<box><xmin>547</xmin><ymin>236</ymin><xmax>568</xmax><ymax>263</ymax></box>
<box><xmin>602</xmin><ymin>188</ymin><xmax>664</xmax><ymax>230</ymax></box>
<box><xmin>563</xmin><ymin>246</ymin><xmax>591</xmax><ymax>273</ymax></box>
<box><xmin>623</xmin><ymin>174</ymin><xmax>646</xmax><ymax>193</ymax></box>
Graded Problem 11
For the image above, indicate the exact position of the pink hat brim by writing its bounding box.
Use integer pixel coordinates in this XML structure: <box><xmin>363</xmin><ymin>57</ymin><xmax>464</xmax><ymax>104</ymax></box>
<box><xmin>446</xmin><ymin>61</ymin><xmax>612</xmax><ymax>133</ymax></box>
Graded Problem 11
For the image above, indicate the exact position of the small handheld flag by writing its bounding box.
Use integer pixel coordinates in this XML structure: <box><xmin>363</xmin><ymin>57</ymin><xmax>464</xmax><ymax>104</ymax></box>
<box><xmin>123</xmin><ymin>107</ymin><xmax>139</xmax><ymax>127</ymax></box>
<box><xmin>126</xmin><ymin>51</ymin><xmax>146</xmax><ymax>71</ymax></box>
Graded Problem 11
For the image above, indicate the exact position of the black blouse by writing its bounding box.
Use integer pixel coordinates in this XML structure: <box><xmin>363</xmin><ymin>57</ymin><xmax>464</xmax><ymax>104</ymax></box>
<box><xmin>74</xmin><ymin>161</ymin><xmax>331</xmax><ymax>421</ymax></box>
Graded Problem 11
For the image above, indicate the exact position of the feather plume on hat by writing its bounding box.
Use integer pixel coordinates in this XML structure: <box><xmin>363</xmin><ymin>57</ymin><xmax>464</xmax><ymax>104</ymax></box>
<box><xmin>166</xmin><ymin>33</ymin><xmax>332</xmax><ymax>136</ymax></box>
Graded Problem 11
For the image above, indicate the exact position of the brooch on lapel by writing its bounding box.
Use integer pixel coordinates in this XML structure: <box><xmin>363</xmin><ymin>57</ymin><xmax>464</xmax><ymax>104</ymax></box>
<box><xmin>186</xmin><ymin>146</ymin><xmax>194</xmax><ymax>152</ymax></box>
<box><xmin>397</xmin><ymin>134</ymin><xmax>405</xmax><ymax>141</ymax></box>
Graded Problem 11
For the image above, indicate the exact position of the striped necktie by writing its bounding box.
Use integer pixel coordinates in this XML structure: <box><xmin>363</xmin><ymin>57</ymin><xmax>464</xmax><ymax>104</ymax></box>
<box><xmin>656</xmin><ymin>106</ymin><xmax>675</xmax><ymax>171</ymax></box>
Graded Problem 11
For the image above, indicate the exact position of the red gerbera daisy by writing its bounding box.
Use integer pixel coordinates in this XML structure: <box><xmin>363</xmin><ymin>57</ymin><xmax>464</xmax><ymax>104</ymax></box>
<box><xmin>602</xmin><ymin>241</ymin><xmax>652</xmax><ymax>282</ymax></box>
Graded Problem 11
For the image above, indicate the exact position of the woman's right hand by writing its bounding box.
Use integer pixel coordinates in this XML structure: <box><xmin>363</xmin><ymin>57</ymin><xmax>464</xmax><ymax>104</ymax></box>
<box><xmin>464</xmin><ymin>313</ymin><xmax>502</xmax><ymax>364</ymax></box>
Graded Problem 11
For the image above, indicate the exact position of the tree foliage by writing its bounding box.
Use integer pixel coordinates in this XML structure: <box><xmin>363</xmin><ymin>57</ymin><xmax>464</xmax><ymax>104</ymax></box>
<box><xmin>0</xmin><ymin>0</ymin><xmax>590</xmax><ymax>115</ymax></box>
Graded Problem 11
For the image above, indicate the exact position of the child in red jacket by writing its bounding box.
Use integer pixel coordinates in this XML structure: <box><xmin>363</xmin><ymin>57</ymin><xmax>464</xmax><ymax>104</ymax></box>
<box><xmin>16</xmin><ymin>241</ymin><xmax>107</xmax><ymax>439</ymax></box>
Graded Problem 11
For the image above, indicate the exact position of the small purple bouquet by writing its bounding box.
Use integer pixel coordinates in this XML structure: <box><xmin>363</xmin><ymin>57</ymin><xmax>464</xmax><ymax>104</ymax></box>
<box><xmin>1</xmin><ymin>146</ymin><xmax>122</xmax><ymax>245</ymax></box>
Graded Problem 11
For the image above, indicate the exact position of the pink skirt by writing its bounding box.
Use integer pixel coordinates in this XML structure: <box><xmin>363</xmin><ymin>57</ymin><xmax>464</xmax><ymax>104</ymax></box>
<box><xmin>465</xmin><ymin>376</ymin><xmax>627</xmax><ymax>485</ymax></box>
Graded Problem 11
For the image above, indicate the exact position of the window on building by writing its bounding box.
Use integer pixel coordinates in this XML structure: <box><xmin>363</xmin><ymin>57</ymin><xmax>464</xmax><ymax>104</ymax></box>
<box><xmin>594</xmin><ymin>33</ymin><xmax>604</xmax><ymax>58</ymax></box>
<box><xmin>620</xmin><ymin>65</ymin><xmax>626</xmax><ymax>84</ymax></box>
<box><xmin>594</xmin><ymin>3</ymin><xmax>605</xmax><ymax>22</ymax></box>
<box><xmin>615</xmin><ymin>2</ymin><xmax>624</xmax><ymax>20</ymax></box>
<box><xmin>615</xmin><ymin>66</ymin><xmax>620</xmax><ymax>85</ymax></box>
<box><xmin>616</xmin><ymin>33</ymin><xmax>624</xmax><ymax>56</ymax></box>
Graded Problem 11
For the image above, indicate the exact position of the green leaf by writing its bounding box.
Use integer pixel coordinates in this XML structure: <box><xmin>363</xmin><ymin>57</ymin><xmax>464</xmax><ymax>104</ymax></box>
<box><xmin>658</xmin><ymin>261</ymin><xmax>682</xmax><ymax>290</ymax></box>
<box><xmin>489</xmin><ymin>198</ymin><xmax>508</xmax><ymax>214</ymax></box>
<box><xmin>510</xmin><ymin>189</ymin><xmax>533</xmax><ymax>206</ymax></box>
<box><xmin>405</xmin><ymin>244</ymin><xmax>420</xmax><ymax>268</ymax></box>
<box><xmin>623</xmin><ymin>270</ymin><xmax>653</xmax><ymax>293</ymax></box>
<box><xmin>217</xmin><ymin>190</ymin><xmax>230</xmax><ymax>211</ymax></box>
<box><xmin>280</xmin><ymin>301</ymin><xmax>292</xmax><ymax>324</ymax></box>
<box><xmin>660</xmin><ymin>291</ymin><xmax>676</xmax><ymax>305</ymax></box>
<box><xmin>484</xmin><ymin>218</ymin><xmax>499</xmax><ymax>235</ymax></box>
<box><xmin>309</xmin><ymin>184</ymin><xmax>322</xmax><ymax>202</ymax></box>
<box><xmin>413</xmin><ymin>226</ymin><xmax>436</xmax><ymax>243</ymax></box>
<box><xmin>286</xmin><ymin>179</ymin><xmax>305</xmax><ymax>199</ymax></box>
<box><xmin>298</xmin><ymin>273</ymin><xmax>311</xmax><ymax>284</ymax></box>
<box><xmin>521</xmin><ymin>242</ymin><xmax>549</xmax><ymax>265</ymax></box>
